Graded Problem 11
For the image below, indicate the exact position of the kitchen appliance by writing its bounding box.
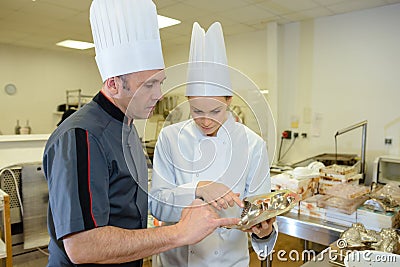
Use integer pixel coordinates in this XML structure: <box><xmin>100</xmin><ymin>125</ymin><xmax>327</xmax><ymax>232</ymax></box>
<box><xmin>0</xmin><ymin>166</ymin><xmax>22</xmax><ymax>224</ymax></box>
<box><xmin>0</xmin><ymin>163</ymin><xmax>49</xmax><ymax>249</ymax></box>
<box><xmin>21</xmin><ymin>163</ymin><xmax>49</xmax><ymax>249</ymax></box>
<box><xmin>372</xmin><ymin>155</ymin><xmax>400</xmax><ymax>186</ymax></box>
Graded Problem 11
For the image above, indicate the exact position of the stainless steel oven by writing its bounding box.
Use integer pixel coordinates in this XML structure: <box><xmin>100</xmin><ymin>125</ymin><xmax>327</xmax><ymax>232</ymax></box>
<box><xmin>372</xmin><ymin>155</ymin><xmax>400</xmax><ymax>186</ymax></box>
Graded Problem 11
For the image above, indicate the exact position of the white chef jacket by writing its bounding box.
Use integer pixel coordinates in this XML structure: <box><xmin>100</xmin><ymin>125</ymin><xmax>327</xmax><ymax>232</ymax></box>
<box><xmin>149</xmin><ymin>114</ymin><xmax>278</xmax><ymax>267</ymax></box>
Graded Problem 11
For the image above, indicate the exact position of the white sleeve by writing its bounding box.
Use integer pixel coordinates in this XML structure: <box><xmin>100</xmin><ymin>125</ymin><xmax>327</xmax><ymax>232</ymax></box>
<box><xmin>149</xmin><ymin>130</ymin><xmax>197</xmax><ymax>223</ymax></box>
<box><xmin>246</xmin><ymin>138</ymin><xmax>278</xmax><ymax>255</ymax></box>
<box><xmin>251</xmin><ymin>221</ymin><xmax>279</xmax><ymax>258</ymax></box>
<box><xmin>246</xmin><ymin>139</ymin><xmax>270</xmax><ymax>196</ymax></box>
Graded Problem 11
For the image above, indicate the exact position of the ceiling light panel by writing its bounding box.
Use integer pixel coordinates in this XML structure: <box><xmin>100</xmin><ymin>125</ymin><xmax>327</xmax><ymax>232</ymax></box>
<box><xmin>157</xmin><ymin>15</ymin><xmax>181</xmax><ymax>29</ymax></box>
<box><xmin>56</xmin><ymin>40</ymin><xmax>94</xmax><ymax>50</ymax></box>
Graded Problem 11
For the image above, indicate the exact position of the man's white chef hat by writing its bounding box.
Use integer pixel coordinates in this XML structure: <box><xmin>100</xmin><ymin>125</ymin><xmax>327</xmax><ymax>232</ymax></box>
<box><xmin>186</xmin><ymin>22</ymin><xmax>233</xmax><ymax>96</ymax></box>
<box><xmin>90</xmin><ymin>0</ymin><xmax>165</xmax><ymax>82</ymax></box>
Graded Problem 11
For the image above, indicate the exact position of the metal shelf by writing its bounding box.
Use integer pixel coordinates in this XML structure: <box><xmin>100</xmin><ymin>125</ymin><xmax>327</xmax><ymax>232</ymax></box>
<box><xmin>66</xmin><ymin>89</ymin><xmax>92</xmax><ymax>110</ymax></box>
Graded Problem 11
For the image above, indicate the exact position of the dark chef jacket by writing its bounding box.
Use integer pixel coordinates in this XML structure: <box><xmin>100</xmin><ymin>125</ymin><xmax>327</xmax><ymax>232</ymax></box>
<box><xmin>43</xmin><ymin>92</ymin><xmax>148</xmax><ymax>267</ymax></box>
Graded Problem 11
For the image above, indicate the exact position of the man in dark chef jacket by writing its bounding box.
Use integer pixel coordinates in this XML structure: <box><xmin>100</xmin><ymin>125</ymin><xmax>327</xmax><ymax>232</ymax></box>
<box><xmin>42</xmin><ymin>0</ymin><xmax>239</xmax><ymax>266</ymax></box>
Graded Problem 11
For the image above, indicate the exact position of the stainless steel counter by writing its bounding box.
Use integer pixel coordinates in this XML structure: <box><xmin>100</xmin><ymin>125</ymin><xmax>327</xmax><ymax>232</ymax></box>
<box><xmin>277</xmin><ymin>212</ymin><xmax>348</xmax><ymax>247</ymax></box>
<box><xmin>276</xmin><ymin>213</ymin><xmax>348</xmax><ymax>267</ymax></box>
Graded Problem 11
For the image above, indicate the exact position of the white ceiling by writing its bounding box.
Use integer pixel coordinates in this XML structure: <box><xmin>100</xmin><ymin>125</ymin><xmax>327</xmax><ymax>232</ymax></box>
<box><xmin>1</xmin><ymin>0</ymin><xmax>399</xmax><ymax>55</ymax></box>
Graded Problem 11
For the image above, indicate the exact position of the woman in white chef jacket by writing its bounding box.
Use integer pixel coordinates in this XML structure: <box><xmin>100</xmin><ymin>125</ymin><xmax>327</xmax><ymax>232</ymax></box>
<box><xmin>149</xmin><ymin>22</ymin><xmax>277</xmax><ymax>267</ymax></box>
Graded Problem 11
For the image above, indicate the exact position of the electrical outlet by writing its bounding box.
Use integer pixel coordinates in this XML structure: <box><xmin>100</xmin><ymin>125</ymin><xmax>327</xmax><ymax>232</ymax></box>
<box><xmin>385</xmin><ymin>138</ymin><xmax>392</xmax><ymax>145</ymax></box>
<box><xmin>282</xmin><ymin>130</ymin><xmax>292</xmax><ymax>139</ymax></box>
<box><xmin>293</xmin><ymin>132</ymin><xmax>299</xmax><ymax>138</ymax></box>
<box><xmin>301</xmin><ymin>133</ymin><xmax>307</xmax><ymax>138</ymax></box>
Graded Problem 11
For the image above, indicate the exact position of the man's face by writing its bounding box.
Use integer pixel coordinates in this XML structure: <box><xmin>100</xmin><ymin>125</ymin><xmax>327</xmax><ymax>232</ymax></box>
<box><xmin>116</xmin><ymin>69</ymin><xmax>166</xmax><ymax>119</ymax></box>
<box><xmin>189</xmin><ymin>96</ymin><xmax>232</xmax><ymax>136</ymax></box>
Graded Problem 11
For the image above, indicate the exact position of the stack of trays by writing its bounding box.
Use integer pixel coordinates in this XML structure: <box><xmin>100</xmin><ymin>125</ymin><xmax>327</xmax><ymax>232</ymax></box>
<box><xmin>299</xmin><ymin>194</ymin><xmax>326</xmax><ymax>219</ymax></box>
<box><xmin>317</xmin><ymin>184</ymin><xmax>370</xmax><ymax>215</ymax></box>
<box><xmin>356</xmin><ymin>206</ymin><xmax>400</xmax><ymax>231</ymax></box>
<box><xmin>318</xmin><ymin>164</ymin><xmax>362</xmax><ymax>194</ymax></box>
<box><xmin>324</xmin><ymin>208</ymin><xmax>357</xmax><ymax>227</ymax></box>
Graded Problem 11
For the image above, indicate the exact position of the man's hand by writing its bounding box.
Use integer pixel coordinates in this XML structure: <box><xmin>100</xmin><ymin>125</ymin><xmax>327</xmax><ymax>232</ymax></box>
<box><xmin>62</xmin><ymin>200</ymin><xmax>240</xmax><ymax>265</ymax></box>
<box><xmin>195</xmin><ymin>181</ymin><xmax>243</xmax><ymax>210</ymax></box>
<box><xmin>244</xmin><ymin>217</ymin><xmax>276</xmax><ymax>239</ymax></box>
<box><xmin>175</xmin><ymin>199</ymin><xmax>240</xmax><ymax>245</ymax></box>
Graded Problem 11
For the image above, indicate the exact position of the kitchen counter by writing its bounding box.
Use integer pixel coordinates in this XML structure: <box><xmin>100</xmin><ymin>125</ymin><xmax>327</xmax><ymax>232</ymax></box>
<box><xmin>0</xmin><ymin>134</ymin><xmax>49</xmax><ymax>169</ymax></box>
<box><xmin>277</xmin><ymin>212</ymin><xmax>347</xmax><ymax>247</ymax></box>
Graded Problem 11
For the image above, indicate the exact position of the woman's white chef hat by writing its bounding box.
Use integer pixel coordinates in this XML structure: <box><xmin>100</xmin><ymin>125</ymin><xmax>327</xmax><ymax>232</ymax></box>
<box><xmin>90</xmin><ymin>0</ymin><xmax>165</xmax><ymax>82</ymax></box>
<box><xmin>186</xmin><ymin>22</ymin><xmax>233</xmax><ymax>96</ymax></box>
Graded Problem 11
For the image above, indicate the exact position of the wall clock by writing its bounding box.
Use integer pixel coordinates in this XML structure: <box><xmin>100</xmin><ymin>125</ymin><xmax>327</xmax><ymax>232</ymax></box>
<box><xmin>4</xmin><ymin>83</ymin><xmax>17</xmax><ymax>95</ymax></box>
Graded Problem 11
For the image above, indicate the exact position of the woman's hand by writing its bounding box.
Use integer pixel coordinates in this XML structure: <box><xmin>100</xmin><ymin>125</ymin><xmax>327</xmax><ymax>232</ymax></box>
<box><xmin>195</xmin><ymin>181</ymin><xmax>243</xmax><ymax>210</ymax></box>
<box><xmin>244</xmin><ymin>217</ymin><xmax>276</xmax><ymax>238</ymax></box>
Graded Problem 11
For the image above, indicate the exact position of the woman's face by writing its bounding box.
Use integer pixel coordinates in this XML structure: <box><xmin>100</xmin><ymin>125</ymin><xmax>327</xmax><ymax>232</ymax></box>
<box><xmin>189</xmin><ymin>96</ymin><xmax>232</xmax><ymax>136</ymax></box>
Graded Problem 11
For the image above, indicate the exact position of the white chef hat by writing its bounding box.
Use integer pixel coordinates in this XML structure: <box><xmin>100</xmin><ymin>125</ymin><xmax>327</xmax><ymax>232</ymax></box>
<box><xmin>90</xmin><ymin>0</ymin><xmax>165</xmax><ymax>82</ymax></box>
<box><xmin>186</xmin><ymin>22</ymin><xmax>233</xmax><ymax>96</ymax></box>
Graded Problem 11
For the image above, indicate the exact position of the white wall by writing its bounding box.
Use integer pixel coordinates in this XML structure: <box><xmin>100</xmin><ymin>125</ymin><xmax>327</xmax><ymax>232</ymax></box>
<box><xmin>278</xmin><ymin>4</ymin><xmax>400</xmax><ymax>181</ymax></box>
<box><xmin>0</xmin><ymin>44</ymin><xmax>101</xmax><ymax>134</ymax></box>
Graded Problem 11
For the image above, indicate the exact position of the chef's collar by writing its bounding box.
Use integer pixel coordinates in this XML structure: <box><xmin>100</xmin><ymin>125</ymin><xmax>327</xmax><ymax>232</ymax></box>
<box><xmin>217</xmin><ymin>113</ymin><xmax>235</xmax><ymax>137</ymax></box>
<box><xmin>93</xmin><ymin>91</ymin><xmax>125</xmax><ymax>122</ymax></box>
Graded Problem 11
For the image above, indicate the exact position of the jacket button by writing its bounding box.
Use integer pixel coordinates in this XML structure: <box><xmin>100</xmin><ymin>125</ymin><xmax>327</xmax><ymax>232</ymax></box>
<box><xmin>190</xmin><ymin>250</ymin><xmax>194</xmax><ymax>254</ymax></box>
<box><xmin>214</xmin><ymin>251</ymin><xmax>219</xmax><ymax>255</ymax></box>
